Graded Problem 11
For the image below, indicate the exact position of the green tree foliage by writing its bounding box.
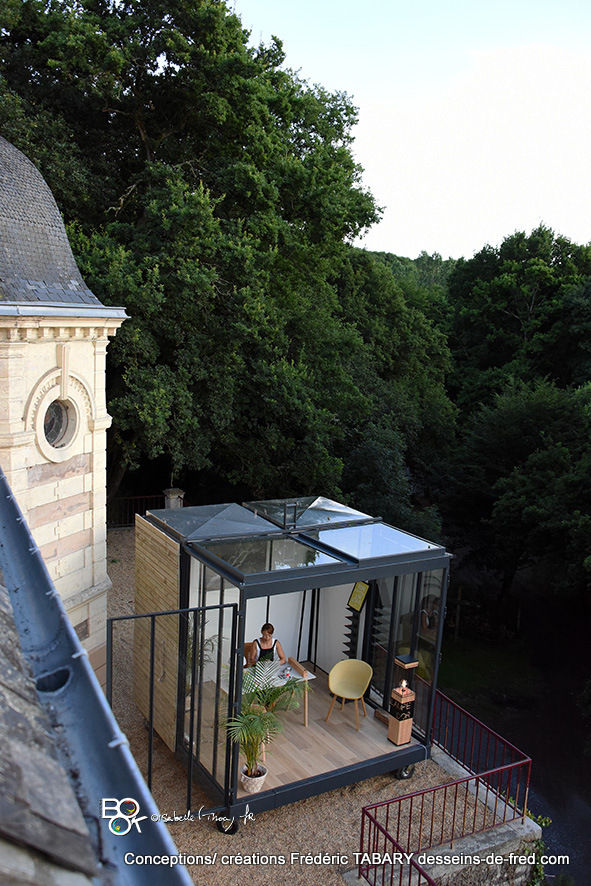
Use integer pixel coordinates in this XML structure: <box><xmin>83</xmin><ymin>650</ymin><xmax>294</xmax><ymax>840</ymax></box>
<box><xmin>0</xmin><ymin>0</ymin><xmax>452</xmax><ymax>520</ymax></box>
<box><xmin>447</xmin><ymin>382</ymin><xmax>591</xmax><ymax>597</ymax></box>
<box><xmin>447</xmin><ymin>225</ymin><xmax>591</xmax><ymax>411</ymax></box>
<box><xmin>336</xmin><ymin>249</ymin><xmax>455</xmax><ymax>535</ymax></box>
<box><xmin>442</xmin><ymin>226</ymin><xmax>591</xmax><ymax>610</ymax></box>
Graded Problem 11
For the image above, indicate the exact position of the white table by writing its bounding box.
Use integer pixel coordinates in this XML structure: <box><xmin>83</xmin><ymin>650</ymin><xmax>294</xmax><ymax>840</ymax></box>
<box><xmin>243</xmin><ymin>658</ymin><xmax>316</xmax><ymax>726</ymax></box>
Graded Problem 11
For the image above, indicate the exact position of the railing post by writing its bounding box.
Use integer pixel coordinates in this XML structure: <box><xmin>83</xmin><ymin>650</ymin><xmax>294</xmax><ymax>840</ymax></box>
<box><xmin>359</xmin><ymin>807</ymin><xmax>366</xmax><ymax>881</ymax></box>
<box><xmin>522</xmin><ymin>759</ymin><xmax>531</xmax><ymax>823</ymax></box>
<box><xmin>148</xmin><ymin>614</ymin><xmax>155</xmax><ymax>790</ymax></box>
<box><xmin>106</xmin><ymin>616</ymin><xmax>113</xmax><ymax>706</ymax></box>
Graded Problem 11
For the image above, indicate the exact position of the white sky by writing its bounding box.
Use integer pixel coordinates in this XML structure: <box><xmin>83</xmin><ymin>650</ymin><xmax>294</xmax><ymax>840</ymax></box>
<box><xmin>232</xmin><ymin>0</ymin><xmax>591</xmax><ymax>259</ymax></box>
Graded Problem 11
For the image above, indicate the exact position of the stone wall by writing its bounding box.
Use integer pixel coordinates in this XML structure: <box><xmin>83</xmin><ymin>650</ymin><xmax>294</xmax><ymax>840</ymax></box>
<box><xmin>0</xmin><ymin>318</ymin><xmax>122</xmax><ymax>684</ymax></box>
<box><xmin>418</xmin><ymin>820</ymin><xmax>540</xmax><ymax>885</ymax></box>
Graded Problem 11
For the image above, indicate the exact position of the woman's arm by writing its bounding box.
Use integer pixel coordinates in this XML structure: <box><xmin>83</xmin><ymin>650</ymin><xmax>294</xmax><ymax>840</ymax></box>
<box><xmin>246</xmin><ymin>640</ymin><xmax>258</xmax><ymax>666</ymax></box>
<box><xmin>276</xmin><ymin>640</ymin><xmax>287</xmax><ymax>665</ymax></box>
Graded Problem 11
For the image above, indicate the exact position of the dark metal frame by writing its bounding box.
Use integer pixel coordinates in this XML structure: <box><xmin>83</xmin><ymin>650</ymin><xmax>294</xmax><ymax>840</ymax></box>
<box><xmin>130</xmin><ymin>510</ymin><xmax>451</xmax><ymax>821</ymax></box>
<box><xmin>107</xmin><ymin>601</ymin><xmax>239</xmax><ymax>807</ymax></box>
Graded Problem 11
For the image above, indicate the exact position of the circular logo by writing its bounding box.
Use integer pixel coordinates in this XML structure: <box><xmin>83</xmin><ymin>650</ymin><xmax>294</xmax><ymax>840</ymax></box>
<box><xmin>119</xmin><ymin>798</ymin><xmax>140</xmax><ymax>817</ymax></box>
<box><xmin>109</xmin><ymin>816</ymin><xmax>132</xmax><ymax>836</ymax></box>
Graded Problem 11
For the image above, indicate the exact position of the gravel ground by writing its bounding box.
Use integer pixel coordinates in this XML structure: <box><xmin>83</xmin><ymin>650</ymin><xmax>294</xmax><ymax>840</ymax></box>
<box><xmin>106</xmin><ymin>528</ymin><xmax>459</xmax><ymax>886</ymax></box>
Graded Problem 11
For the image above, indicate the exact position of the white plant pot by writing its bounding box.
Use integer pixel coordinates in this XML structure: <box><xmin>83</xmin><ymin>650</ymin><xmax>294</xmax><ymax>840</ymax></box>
<box><xmin>240</xmin><ymin>764</ymin><xmax>268</xmax><ymax>793</ymax></box>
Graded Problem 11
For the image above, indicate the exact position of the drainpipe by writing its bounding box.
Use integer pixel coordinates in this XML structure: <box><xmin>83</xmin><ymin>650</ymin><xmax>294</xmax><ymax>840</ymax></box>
<box><xmin>0</xmin><ymin>467</ymin><xmax>192</xmax><ymax>886</ymax></box>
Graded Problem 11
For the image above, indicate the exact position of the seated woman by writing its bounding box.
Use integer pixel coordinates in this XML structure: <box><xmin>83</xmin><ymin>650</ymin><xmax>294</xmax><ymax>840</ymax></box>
<box><xmin>249</xmin><ymin>623</ymin><xmax>286</xmax><ymax>666</ymax></box>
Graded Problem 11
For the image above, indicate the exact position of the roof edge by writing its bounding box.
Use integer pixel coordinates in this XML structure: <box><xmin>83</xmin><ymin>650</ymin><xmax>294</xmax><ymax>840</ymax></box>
<box><xmin>0</xmin><ymin>303</ymin><xmax>127</xmax><ymax>319</ymax></box>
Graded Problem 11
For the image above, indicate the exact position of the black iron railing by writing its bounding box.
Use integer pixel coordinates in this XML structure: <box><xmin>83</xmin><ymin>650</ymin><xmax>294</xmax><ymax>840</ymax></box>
<box><xmin>107</xmin><ymin>494</ymin><xmax>166</xmax><ymax>527</ymax></box>
<box><xmin>107</xmin><ymin>602</ymin><xmax>238</xmax><ymax>814</ymax></box>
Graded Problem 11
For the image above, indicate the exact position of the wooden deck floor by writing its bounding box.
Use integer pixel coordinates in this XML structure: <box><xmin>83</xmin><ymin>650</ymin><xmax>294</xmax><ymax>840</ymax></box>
<box><xmin>237</xmin><ymin>664</ymin><xmax>420</xmax><ymax>797</ymax></box>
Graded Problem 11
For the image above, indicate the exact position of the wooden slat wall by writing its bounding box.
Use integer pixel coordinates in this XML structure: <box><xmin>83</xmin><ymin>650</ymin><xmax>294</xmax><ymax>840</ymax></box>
<box><xmin>133</xmin><ymin>515</ymin><xmax>181</xmax><ymax>751</ymax></box>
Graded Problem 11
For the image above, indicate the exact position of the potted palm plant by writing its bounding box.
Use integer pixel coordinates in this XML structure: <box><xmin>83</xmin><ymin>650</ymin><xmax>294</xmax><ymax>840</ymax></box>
<box><xmin>226</xmin><ymin>661</ymin><xmax>305</xmax><ymax>793</ymax></box>
<box><xmin>226</xmin><ymin>704</ymin><xmax>280</xmax><ymax>793</ymax></box>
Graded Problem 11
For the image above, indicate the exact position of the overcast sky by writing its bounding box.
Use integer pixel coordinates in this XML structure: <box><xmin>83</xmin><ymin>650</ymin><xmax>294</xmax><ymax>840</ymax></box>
<box><xmin>232</xmin><ymin>0</ymin><xmax>591</xmax><ymax>260</ymax></box>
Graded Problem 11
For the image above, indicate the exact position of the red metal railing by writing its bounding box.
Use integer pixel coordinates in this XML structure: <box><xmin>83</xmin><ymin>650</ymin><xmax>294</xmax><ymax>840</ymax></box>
<box><xmin>427</xmin><ymin>680</ymin><xmax>527</xmax><ymax>776</ymax></box>
<box><xmin>359</xmin><ymin>813</ymin><xmax>438</xmax><ymax>885</ymax></box>
<box><xmin>359</xmin><ymin>686</ymin><xmax>531</xmax><ymax>885</ymax></box>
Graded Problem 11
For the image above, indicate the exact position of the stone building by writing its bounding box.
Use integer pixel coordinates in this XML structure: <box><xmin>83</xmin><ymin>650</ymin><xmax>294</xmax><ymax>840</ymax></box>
<box><xmin>0</xmin><ymin>136</ymin><xmax>125</xmax><ymax>683</ymax></box>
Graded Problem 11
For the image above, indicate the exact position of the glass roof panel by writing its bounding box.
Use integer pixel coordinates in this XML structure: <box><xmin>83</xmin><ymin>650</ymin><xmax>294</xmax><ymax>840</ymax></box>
<box><xmin>199</xmin><ymin>535</ymin><xmax>342</xmax><ymax>575</ymax></box>
<box><xmin>148</xmin><ymin>503</ymin><xmax>278</xmax><ymax>540</ymax></box>
<box><xmin>296</xmin><ymin>496</ymin><xmax>371</xmax><ymax>526</ymax></box>
<box><xmin>186</xmin><ymin>503</ymin><xmax>278</xmax><ymax>540</ymax></box>
<box><xmin>304</xmin><ymin>523</ymin><xmax>441</xmax><ymax>560</ymax></box>
<box><xmin>244</xmin><ymin>496</ymin><xmax>370</xmax><ymax>529</ymax></box>
<box><xmin>147</xmin><ymin>504</ymin><xmax>228</xmax><ymax>537</ymax></box>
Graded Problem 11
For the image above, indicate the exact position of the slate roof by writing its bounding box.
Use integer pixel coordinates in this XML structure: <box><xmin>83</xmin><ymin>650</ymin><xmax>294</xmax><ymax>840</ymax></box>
<box><xmin>0</xmin><ymin>136</ymin><xmax>104</xmax><ymax>308</ymax></box>
<box><xmin>0</xmin><ymin>585</ymin><xmax>96</xmax><ymax>878</ymax></box>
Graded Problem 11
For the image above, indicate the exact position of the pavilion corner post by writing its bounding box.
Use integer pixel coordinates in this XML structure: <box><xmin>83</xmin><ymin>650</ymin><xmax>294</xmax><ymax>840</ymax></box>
<box><xmin>226</xmin><ymin>590</ymin><xmax>247</xmax><ymax>806</ymax></box>
<box><xmin>223</xmin><ymin>600</ymin><xmax>240</xmax><ymax>806</ymax></box>
<box><xmin>425</xmin><ymin>565</ymin><xmax>450</xmax><ymax>747</ymax></box>
<box><xmin>176</xmin><ymin>548</ymin><xmax>192</xmax><ymax>754</ymax></box>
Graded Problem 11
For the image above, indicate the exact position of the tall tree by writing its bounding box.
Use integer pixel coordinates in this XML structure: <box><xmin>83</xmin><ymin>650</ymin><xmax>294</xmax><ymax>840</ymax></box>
<box><xmin>1</xmin><ymin>0</ymin><xmax>383</xmax><ymax>497</ymax></box>
<box><xmin>445</xmin><ymin>381</ymin><xmax>591</xmax><ymax>601</ymax></box>
<box><xmin>447</xmin><ymin>226</ymin><xmax>591</xmax><ymax>412</ymax></box>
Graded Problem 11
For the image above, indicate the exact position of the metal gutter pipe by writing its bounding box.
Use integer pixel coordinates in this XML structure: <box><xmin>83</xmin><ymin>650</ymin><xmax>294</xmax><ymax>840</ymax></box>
<box><xmin>0</xmin><ymin>467</ymin><xmax>193</xmax><ymax>885</ymax></box>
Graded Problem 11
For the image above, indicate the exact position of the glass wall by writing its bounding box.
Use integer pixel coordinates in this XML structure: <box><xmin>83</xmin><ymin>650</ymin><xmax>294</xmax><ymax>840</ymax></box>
<box><xmin>367</xmin><ymin>577</ymin><xmax>395</xmax><ymax>704</ymax></box>
<box><xmin>415</xmin><ymin>569</ymin><xmax>444</xmax><ymax>683</ymax></box>
<box><xmin>184</xmin><ymin>559</ymin><xmax>238</xmax><ymax>789</ymax></box>
<box><xmin>367</xmin><ymin>573</ymin><xmax>420</xmax><ymax>706</ymax></box>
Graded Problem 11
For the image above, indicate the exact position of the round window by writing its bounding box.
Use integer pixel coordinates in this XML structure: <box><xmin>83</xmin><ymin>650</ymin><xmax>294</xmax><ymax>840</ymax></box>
<box><xmin>43</xmin><ymin>400</ymin><xmax>73</xmax><ymax>448</ymax></box>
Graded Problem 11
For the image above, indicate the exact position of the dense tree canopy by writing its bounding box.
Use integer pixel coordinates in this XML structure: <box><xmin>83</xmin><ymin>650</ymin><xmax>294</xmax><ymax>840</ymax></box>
<box><xmin>0</xmin><ymin>0</ymin><xmax>451</xmax><ymax>534</ymax></box>
<box><xmin>445</xmin><ymin>381</ymin><xmax>591</xmax><ymax>596</ymax></box>
<box><xmin>441</xmin><ymin>226</ymin><xmax>591</xmax><ymax>616</ymax></box>
<box><xmin>447</xmin><ymin>226</ymin><xmax>591</xmax><ymax>412</ymax></box>
<box><xmin>2</xmin><ymin>1</ymin><xmax>590</xmax><ymax>616</ymax></box>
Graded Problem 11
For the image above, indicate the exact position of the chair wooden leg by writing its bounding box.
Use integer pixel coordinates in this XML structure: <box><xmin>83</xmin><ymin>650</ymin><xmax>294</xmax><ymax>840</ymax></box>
<box><xmin>361</xmin><ymin>696</ymin><xmax>367</xmax><ymax>717</ymax></box>
<box><xmin>325</xmin><ymin>693</ymin><xmax>337</xmax><ymax>722</ymax></box>
<box><xmin>341</xmin><ymin>697</ymin><xmax>345</xmax><ymax>711</ymax></box>
<box><xmin>354</xmin><ymin>698</ymin><xmax>360</xmax><ymax>730</ymax></box>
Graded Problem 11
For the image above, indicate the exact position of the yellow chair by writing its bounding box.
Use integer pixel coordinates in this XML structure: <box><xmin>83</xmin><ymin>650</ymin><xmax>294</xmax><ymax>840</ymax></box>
<box><xmin>324</xmin><ymin>659</ymin><xmax>373</xmax><ymax>730</ymax></box>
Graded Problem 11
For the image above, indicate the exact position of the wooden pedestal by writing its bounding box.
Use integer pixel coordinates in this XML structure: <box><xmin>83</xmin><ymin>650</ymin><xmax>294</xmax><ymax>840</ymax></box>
<box><xmin>388</xmin><ymin>716</ymin><xmax>413</xmax><ymax>745</ymax></box>
<box><xmin>387</xmin><ymin>686</ymin><xmax>415</xmax><ymax>746</ymax></box>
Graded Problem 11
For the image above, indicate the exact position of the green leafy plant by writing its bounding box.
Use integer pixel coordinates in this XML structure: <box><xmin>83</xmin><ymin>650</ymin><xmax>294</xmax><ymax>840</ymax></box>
<box><xmin>226</xmin><ymin>661</ymin><xmax>306</xmax><ymax>777</ymax></box>
<box><xmin>242</xmin><ymin>660</ymin><xmax>305</xmax><ymax>713</ymax></box>
<box><xmin>524</xmin><ymin>810</ymin><xmax>552</xmax><ymax>886</ymax></box>
<box><xmin>184</xmin><ymin>618</ymin><xmax>218</xmax><ymax>694</ymax></box>
<box><xmin>226</xmin><ymin>704</ymin><xmax>281</xmax><ymax>777</ymax></box>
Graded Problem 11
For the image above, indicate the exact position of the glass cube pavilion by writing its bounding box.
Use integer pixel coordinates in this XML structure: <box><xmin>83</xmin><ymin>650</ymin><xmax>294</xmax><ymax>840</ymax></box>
<box><xmin>136</xmin><ymin>497</ymin><xmax>451</xmax><ymax>819</ymax></box>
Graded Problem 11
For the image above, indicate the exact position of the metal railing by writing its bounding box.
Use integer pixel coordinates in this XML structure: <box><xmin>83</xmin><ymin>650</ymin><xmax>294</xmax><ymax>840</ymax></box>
<box><xmin>359</xmin><ymin>814</ymin><xmax>438</xmax><ymax>885</ymax></box>
<box><xmin>107</xmin><ymin>494</ymin><xmax>165</xmax><ymax>527</ymax></box>
<box><xmin>107</xmin><ymin>602</ymin><xmax>238</xmax><ymax>814</ymax></box>
<box><xmin>429</xmin><ymin>683</ymin><xmax>527</xmax><ymax>776</ymax></box>
<box><xmin>359</xmin><ymin>685</ymin><xmax>531</xmax><ymax>885</ymax></box>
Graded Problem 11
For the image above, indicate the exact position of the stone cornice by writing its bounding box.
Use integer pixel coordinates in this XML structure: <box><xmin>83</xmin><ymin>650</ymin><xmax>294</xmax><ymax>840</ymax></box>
<box><xmin>0</xmin><ymin>318</ymin><xmax>124</xmax><ymax>342</ymax></box>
